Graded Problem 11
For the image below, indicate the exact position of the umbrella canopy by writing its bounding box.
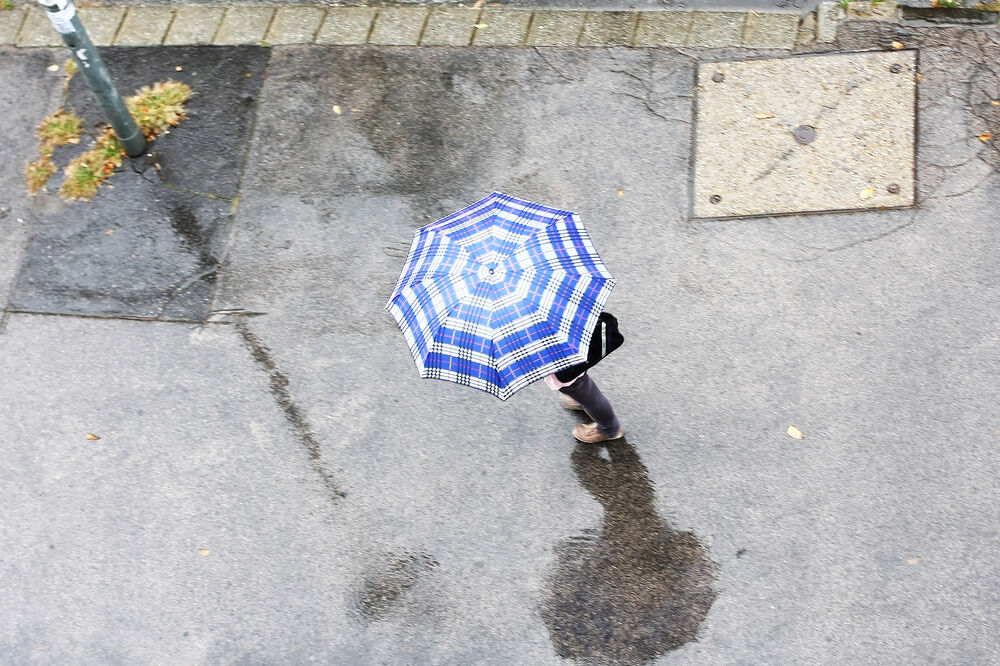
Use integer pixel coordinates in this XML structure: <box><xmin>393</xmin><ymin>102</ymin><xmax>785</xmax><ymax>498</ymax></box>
<box><xmin>386</xmin><ymin>192</ymin><xmax>616</xmax><ymax>400</ymax></box>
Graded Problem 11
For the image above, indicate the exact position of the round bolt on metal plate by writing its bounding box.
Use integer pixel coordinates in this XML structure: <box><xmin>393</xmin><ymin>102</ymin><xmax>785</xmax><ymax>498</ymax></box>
<box><xmin>712</xmin><ymin>72</ymin><xmax>725</xmax><ymax>83</ymax></box>
<box><xmin>887</xmin><ymin>183</ymin><xmax>900</xmax><ymax>194</ymax></box>
<box><xmin>793</xmin><ymin>125</ymin><xmax>817</xmax><ymax>145</ymax></box>
<box><xmin>710</xmin><ymin>194</ymin><xmax>722</xmax><ymax>204</ymax></box>
<box><xmin>890</xmin><ymin>64</ymin><xmax>903</xmax><ymax>74</ymax></box>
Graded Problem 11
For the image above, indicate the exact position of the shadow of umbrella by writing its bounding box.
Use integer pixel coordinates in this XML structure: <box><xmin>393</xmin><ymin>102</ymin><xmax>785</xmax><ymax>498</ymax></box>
<box><xmin>541</xmin><ymin>438</ymin><xmax>718</xmax><ymax>664</ymax></box>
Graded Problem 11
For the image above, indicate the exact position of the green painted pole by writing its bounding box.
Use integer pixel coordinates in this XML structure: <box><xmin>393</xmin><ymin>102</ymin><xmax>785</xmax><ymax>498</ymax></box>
<box><xmin>38</xmin><ymin>0</ymin><xmax>146</xmax><ymax>157</ymax></box>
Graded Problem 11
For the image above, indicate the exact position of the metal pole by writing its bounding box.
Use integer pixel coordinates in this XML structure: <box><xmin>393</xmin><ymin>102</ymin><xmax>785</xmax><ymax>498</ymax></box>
<box><xmin>38</xmin><ymin>0</ymin><xmax>146</xmax><ymax>157</ymax></box>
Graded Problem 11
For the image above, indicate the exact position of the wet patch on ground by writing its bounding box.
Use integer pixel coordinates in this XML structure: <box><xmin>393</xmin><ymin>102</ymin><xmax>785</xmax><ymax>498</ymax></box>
<box><xmin>541</xmin><ymin>439</ymin><xmax>717</xmax><ymax>664</ymax></box>
<box><xmin>9</xmin><ymin>46</ymin><xmax>269</xmax><ymax>321</ymax></box>
<box><xmin>354</xmin><ymin>550</ymin><xmax>440</xmax><ymax>622</ymax></box>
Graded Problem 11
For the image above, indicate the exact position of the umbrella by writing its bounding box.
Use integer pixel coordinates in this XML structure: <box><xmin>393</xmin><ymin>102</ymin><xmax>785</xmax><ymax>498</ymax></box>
<box><xmin>386</xmin><ymin>192</ymin><xmax>616</xmax><ymax>401</ymax></box>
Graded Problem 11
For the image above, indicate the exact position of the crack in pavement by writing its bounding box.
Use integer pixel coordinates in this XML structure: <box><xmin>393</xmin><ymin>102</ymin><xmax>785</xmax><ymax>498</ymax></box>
<box><xmin>236</xmin><ymin>320</ymin><xmax>343</xmax><ymax>503</ymax></box>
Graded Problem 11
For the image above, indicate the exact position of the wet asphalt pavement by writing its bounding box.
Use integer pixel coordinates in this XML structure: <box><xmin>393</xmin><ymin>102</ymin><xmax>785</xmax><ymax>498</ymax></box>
<box><xmin>2</xmin><ymin>23</ymin><xmax>1000</xmax><ymax>665</ymax></box>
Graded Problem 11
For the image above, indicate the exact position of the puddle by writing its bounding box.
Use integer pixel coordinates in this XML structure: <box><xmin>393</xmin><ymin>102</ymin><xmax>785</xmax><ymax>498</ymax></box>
<box><xmin>541</xmin><ymin>439</ymin><xmax>717</xmax><ymax>664</ymax></box>
<box><xmin>354</xmin><ymin>551</ymin><xmax>440</xmax><ymax>622</ymax></box>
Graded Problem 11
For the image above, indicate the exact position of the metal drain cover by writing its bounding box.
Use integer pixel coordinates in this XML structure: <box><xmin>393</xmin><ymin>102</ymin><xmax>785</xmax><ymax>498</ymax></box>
<box><xmin>693</xmin><ymin>50</ymin><xmax>917</xmax><ymax>219</ymax></box>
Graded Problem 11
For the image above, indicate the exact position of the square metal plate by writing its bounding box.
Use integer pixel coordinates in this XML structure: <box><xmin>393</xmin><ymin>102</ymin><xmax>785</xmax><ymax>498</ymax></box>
<box><xmin>693</xmin><ymin>50</ymin><xmax>917</xmax><ymax>219</ymax></box>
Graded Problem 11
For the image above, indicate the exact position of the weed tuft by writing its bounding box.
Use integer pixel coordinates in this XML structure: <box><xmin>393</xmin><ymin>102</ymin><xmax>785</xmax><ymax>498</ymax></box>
<box><xmin>59</xmin><ymin>127</ymin><xmax>125</xmax><ymax>200</ymax></box>
<box><xmin>26</xmin><ymin>156</ymin><xmax>57</xmax><ymax>195</ymax></box>
<box><xmin>37</xmin><ymin>108</ymin><xmax>83</xmax><ymax>147</ymax></box>
<box><xmin>126</xmin><ymin>80</ymin><xmax>193</xmax><ymax>139</ymax></box>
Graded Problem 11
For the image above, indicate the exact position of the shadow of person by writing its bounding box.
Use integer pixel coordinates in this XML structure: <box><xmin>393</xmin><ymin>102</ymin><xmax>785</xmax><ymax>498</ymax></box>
<box><xmin>540</xmin><ymin>438</ymin><xmax>718</xmax><ymax>664</ymax></box>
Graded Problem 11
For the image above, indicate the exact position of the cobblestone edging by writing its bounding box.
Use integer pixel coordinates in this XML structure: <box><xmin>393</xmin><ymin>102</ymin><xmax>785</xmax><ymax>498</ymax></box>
<box><xmin>0</xmin><ymin>1</ymin><xmax>996</xmax><ymax>49</ymax></box>
<box><xmin>0</xmin><ymin>5</ymin><xmax>803</xmax><ymax>49</ymax></box>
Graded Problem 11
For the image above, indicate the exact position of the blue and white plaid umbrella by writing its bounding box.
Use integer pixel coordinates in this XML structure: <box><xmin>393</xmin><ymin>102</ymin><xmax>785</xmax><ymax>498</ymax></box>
<box><xmin>386</xmin><ymin>192</ymin><xmax>616</xmax><ymax>401</ymax></box>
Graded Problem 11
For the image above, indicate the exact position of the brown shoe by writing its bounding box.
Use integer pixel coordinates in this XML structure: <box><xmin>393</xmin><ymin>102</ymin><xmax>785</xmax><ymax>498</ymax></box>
<box><xmin>572</xmin><ymin>422</ymin><xmax>624</xmax><ymax>443</ymax></box>
<box><xmin>560</xmin><ymin>394</ymin><xmax>585</xmax><ymax>411</ymax></box>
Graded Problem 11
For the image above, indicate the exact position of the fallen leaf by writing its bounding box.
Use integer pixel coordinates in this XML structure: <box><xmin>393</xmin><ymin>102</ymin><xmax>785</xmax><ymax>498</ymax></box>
<box><xmin>333</xmin><ymin>105</ymin><xmax>342</xmax><ymax>115</ymax></box>
<box><xmin>199</xmin><ymin>549</ymin><xmax>210</xmax><ymax>556</ymax></box>
<box><xmin>978</xmin><ymin>133</ymin><xmax>993</xmax><ymax>142</ymax></box>
<box><xmin>86</xmin><ymin>433</ymin><xmax>100</xmax><ymax>440</ymax></box>
<box><xmin>47</xmin><ymin>63</ymin><xmax>59</xmax><ymax>72</ymax></box>
<box><xmin>859</xmin><ymin>187</ymin><xmax>875</xmax><ymax>199</ymax></box>
<box><xmin>473</xmin><ymin>0</ymin><xmax>484</xmax><ymax>7</ymax></box>
<box><xmin>787</xmin><ymin>425</ymin><xmax>804</xmax><ymax>440</ymax></box>
<box><xmin>245</xmin><ymin>72</ymin><xmax>252</xmax><ymax>77</ymax></box>
<box><xmin>473</xmin><ymin>23</ymin><xmax>488</xmax><ymax>28</ymax></box>
<box><xmin>175</xmin><ymin>65</ymin><xmax>183</xmax><ymax>71</ymax></box>
<box><xmin>891</xmin><ymin>40</ymin><xmax>905</xmax><ymax>49</ymax></box>
<box><xmin>991</xmin><ymin>100</ymin><xmax>1000</xmax><ymax>106</ymax></box>
<box><xmin>906</xmin><ymin>556</ymin><xmax>922</xmax><ymax>565</ymax></box>
<box><xmin>351</xmin><ymin>107</ymin><xmax>359</xmax><ymax>112</ymax></box>
<box><xmin>915</xmin><ymin>73</ymin><xmax>923</xmax><ymax>82</ymax></box>
<box><xmin>754</xmin><ymin>112</ymin><xmax>775</xmax><ymax>119</ymax></box>
<box><xmin>617</xmin><ymin>189</ymin><xmax>625</xmax><ymax>197</ymax></box>
<box><xmin>105</xmin><ymin>229</ymin><xmax>114</xmax><ymax>235</ymax></box>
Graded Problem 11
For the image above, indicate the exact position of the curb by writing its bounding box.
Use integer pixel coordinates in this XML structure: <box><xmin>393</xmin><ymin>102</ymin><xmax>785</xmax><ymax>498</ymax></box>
<box><xmin>0</xmin><ymin>2</ymin><xmax>997</xmax><ymax>49</ymax></box>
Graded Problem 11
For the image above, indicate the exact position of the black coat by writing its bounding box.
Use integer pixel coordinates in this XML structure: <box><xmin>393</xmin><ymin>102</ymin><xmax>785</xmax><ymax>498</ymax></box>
<box><xmin>555</xmin><ymin>311</ymin><xmax>624</xmax><ymax>383</ymax></box>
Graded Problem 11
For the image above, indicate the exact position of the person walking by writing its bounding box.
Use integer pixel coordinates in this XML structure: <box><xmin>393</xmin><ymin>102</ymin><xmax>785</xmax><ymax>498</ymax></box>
<box><xmin>544</xmin><ymin>311</ymin><xmax>625</xmax><ymax>443</ymax></box>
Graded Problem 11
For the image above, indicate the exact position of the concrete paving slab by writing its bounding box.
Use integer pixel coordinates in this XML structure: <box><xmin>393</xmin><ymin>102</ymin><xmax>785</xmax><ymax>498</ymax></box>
<box><xmin>579</xmin><ymin>10</ymin><xmax>636</xmax><ymax>46</ymax></box>
<box><xmin>369</xmin><ymin>6</ymin><xmax>428</xmax><ymax>46</ymax></box>
<box><xmin>163</xmin><ymin>6</ymin><xmax>224</xmax><ymax>46</ymax></box>
<box><xmin>9</xmin><ymin>46</ymin><xmax>268</xmax><ymax>321</ymax></box>
<box><xmin>114</xmin><ymin>6</ymin><xmax>174</xmax><ymax>46</ymax></box>
<box><xmin>314</xmin><ymin>6</ymin><xmax>376</xmax><ymax>45</ymax></box>
<box><xmin>0</xmin><ymin>48</ymin><xmax>65</xmax><ymax>322</ymax></box>
<box><xmin>213</xmin><ymin>6</ymin><xmax>272</xmax><ymax>46</ymax></box>
<box><xmin>265</xmin><ymin>6</ymin><xmax>323</xmax><ymax>45</ymax></box>
<box><xmin>215</xmin><ymin>45</ymin><xmax>717</xmax><ymax>663</ymax></box>
<box><xmin>693</xmin><ymin>50</ymin><xmax>916</xmax><ymax>218</ymax></box>
<box><xmin>526</xmin><ymin>10</ymin><xmax>585</xmax><ymax>46</ymax></box>
<box><xmin>421</xmin><ymin>7</ymin><xmax>480</xmax><ymax>47</ymax></box>
<box><xmin>472</xmin><ymin>7</ymin><xmax>531</xmax><ymax>46</ymax></box>
<box><xmin>0</xmin><ymin>314</ymin><xmax>349</xmax><ymax>663</ymax></box>
<box><xmin>633</xmin><ymin>10</ymin><xmax>692</xmax><ymax>47</ymax></box>
<box><xmin>76</xmin><ymin>6</ymin><xmax>127</xmax><ymax>46</ymax></box>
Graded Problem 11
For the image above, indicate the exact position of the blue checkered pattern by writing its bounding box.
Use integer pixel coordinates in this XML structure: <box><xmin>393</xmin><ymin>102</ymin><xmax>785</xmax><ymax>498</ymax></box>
<box><xmin>386</xmin><ymin>192</ymin><xmax>616</xmax><ymax>400</ymax></box>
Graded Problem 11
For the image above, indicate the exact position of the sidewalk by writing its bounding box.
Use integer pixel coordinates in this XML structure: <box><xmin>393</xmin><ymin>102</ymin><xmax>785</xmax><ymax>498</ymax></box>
<box><xmin>2</xmin><ymin>6</ymin><xmax>1000</xmax><ymax>666</ymax></box>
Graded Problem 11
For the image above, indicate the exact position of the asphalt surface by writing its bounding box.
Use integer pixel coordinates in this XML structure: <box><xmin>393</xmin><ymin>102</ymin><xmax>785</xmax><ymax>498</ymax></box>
<box><xmin>2</xmin><ymin>22</ymin><xmax>1000</xmax><ymax>665</ymax></box>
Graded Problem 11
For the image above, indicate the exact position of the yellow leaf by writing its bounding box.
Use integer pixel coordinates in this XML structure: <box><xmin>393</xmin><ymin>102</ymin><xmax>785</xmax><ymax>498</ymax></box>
<box><xmin>199</xmin><ymin>549</ymin><xmax>210</xmax><ymax>556</ymax></box>
<box><xmin>906</xmin><ymin>556</ymin><xmax>922</xmax><ymax>565</ymax></box>
<box><xmin>332</xmin><ymin>105</ymin><xmax>342</xmax><ymax>115</ymax></box>
<box><xmin>86</xmin><ymin>433</ymin><xmax>100</xmax><ymax>440</ymax></box>
<box><xmin>617</xmin><ymin>189</ymin><xmax>625</xmax><ymax>197</ymax></box>
<box><xmin>754</xmin><ymin>112</ymin><xmax>774</xmax><ymax>119</ymax></box>
<box><xmin>891</xmin><ymin>40</ymin><xmax>905</xmax><ymax>50</ymax></box>
<box><xmin>978</xmin><ymin>133</ymin><xmax>993</xmax><ymax>142</ymax></box>
<box><xmin>473</xmin><ymin>23</ymin><xmax>488</xmax><ymax>28</ymax></box>
<box><xmin>47</xmin><ymin>64</ymin><xmax>59</xmax><ymax>72</ymax></box>
<box><xmin>175</xmin><ymin>66</ymin><xmax>183</xmax><ymax>71</ymax></box>
<box><xmin>472</xmin><ymin>0</ymin><xmax>484</xmax><ymax>7</ymax></box>
<box><xmin>787</xmin><ymin>425</ymin><xmax>804</xmax><ymax>440</ymax></box>
<box><xmin>859</xmin><ymin>187</ymin><xmax>875</xmax><ymax>199</ymax></box>
<box><xmin>991</xmin><ymin>100</ymin><xmax>1000</xmax><ymax>106</ymax></box>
